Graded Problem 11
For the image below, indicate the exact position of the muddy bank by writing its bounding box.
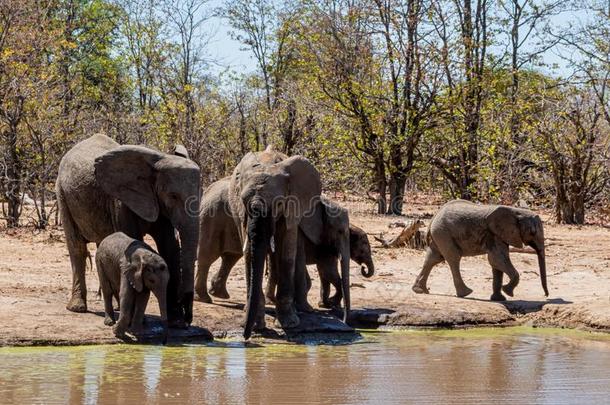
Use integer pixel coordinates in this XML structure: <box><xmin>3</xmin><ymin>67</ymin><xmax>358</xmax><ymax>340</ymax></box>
<box><xmin>1</xmin><ymin>200</ymin><xmax>609</xmax><ymax>346</ymax></box>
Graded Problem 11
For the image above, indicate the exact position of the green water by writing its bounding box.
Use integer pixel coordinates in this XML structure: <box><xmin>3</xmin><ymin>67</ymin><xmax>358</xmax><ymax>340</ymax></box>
<box><xmin>1</xmin><ymin>328</ymin><xmax>610</xmax><ymax>404</ymax></box>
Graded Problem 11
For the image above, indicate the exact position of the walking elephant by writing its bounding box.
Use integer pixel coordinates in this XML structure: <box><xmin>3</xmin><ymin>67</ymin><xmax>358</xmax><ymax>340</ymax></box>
<box><xmin>56</xmin><ymin>134</ymin><xmax>200</xmax><ymax>328</ymax></box>
<box><xmin>227</xmin><ymin>147</ymin><xmax>330</xmax><ymax>338</ymax></box>
<box><xmin>412</xmin><ymin>199</ymin><xmax>548</xmax><ymax>301</ymax></box>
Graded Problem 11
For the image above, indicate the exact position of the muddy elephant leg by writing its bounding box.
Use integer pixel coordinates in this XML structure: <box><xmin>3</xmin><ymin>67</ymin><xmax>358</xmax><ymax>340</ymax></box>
<box><xmin>150</xmin><ymin>218</ymin><xmax>184</xmax><ymax>329</ymax></box>
<box><xmin>487</xmin><ymin>246</ymin><xmax>520</xmax><ymax>297</ymax></box>
<box><xmin>210</xmin><ymin>254</ymin><xmax>241</xmax><ymax>300</ymax></box>
<box><xmin>412</xmin><ymin>243</ymin><xmax>444</xmax><ymax>294</ymax></box>
<box><xmin>490</xmin><ymin>268</ymin><xmax>506</xmax><ymax>301</ymax></box>
<box><xmin>274</xmin><ymin>225</ymin><xmax>300</xmax><ymax>329</ymax></box>
<box><xmin>130</xmin><ymin>290</ymin><xmax>151</xmax><ymax>334</ymax></box>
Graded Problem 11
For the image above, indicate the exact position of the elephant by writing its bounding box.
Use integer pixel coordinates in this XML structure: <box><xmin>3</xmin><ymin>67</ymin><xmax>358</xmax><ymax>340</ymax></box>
<box><xmin>194</xmin><ymin>180</ymin><xmax>373</xmax><ymax>308</ymax></box>
<box><xmin>266</xmin><ymin>199</ymin><xmax>373</xmax><ymax>310</ymax></box>
<box><xmin>96</xmin><ymin>232</ymin><xmax>170</xmax><ymax>343</ymax></box>
<box><xmin>56</xmin><ymin>134</ymin><xmax>200</xmax><ymax>328</ymax></box>
<box><xmin>308</xmin><ymin>222</ymin><xmax>374</xmax><ymax>309</ymax></box>
<box><xmin>412</xmin><ymin>199</ymin><xmax>549</xmax><ymax>301</ymax></box>
<box><xmin>228</xmin><ymin>147</ymin><xmax>346</xmax><ymax>338</ymax></box>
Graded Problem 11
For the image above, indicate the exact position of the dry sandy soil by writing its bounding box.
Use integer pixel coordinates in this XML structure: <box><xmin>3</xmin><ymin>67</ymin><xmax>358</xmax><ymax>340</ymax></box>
<box><xmin>1</xmin><ymin>197</ymin><xmax>609</xmax><ymax>346</ymax></box>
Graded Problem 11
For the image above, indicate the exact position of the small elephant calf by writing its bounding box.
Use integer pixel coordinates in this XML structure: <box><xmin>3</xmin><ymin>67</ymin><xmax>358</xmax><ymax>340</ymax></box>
<box><xmin>96</xmin><ymin>232</ymin><xmax>170</xmax><ymax>342</ymax></box>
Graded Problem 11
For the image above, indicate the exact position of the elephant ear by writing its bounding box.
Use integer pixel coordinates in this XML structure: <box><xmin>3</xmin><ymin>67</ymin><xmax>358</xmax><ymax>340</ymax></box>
<box><xmin>94</xmin><ymin>146</ymin><xmax>162</xmax><ymax>222</ymax></box>
<box><xmin>487</xmin><ymin>206</ymin><xmax>524</xmax><ymax>248</ymax></box>
<box><xmin>282</xmin><ymin>156</ymin><xmax>323</xmax><ymax>245</ymax></box>
<box><xmin>122</xmin><ymin>254</ymin><xmax>144</xmax><ymax>292</ymax></box>
<box><xmin>173</xmin><ymin>144</ymin><xmax>189</xmax><ymax>159</ymax></box>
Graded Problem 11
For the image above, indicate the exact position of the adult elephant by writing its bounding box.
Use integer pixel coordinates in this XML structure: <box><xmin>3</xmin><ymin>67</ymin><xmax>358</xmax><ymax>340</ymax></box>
<box><xmin>194</xmin><ymin>180</ymin><xmax>370</xmax><ymax>312</ymax></box>
<box><xmin>228</xmin><ymin>147</ymin><xmax>324</xmax><ymax>339</ymax></box>
<box><xmin>412</xmin><ymin>199</ymin><xmax>548</xmax><ymax>301</ymax></box>
<box><xmin>56</xmin><ymin>134</ymin><xmax>200</xmax><ymax>328</ymax></box>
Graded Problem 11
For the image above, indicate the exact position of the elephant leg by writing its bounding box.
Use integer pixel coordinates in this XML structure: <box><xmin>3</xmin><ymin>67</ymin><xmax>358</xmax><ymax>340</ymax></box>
<box><xmin>150</xmin><ymin>219</ymin><xmax>184</xmax><ymax>329</ymax></box>
<box><xmin>265</xmin><ymin>256</ymin><xmax>278</xmax><ymax>304</ymax></box>
<box><xmin>412</xmin><ymin>243</ymin><xmax>443</xmax><ymax>294</ymax></box>
<box><xmin>294</xmin><ymin>237</ymin><xmax>313</xmax><ymax>313</ymax></box>
<box><xmin>490</xmin><ymin>268</ymin><xmax>506</xmax><ymax>301</ymax></box>
<box><xmin>194</xmin><ymin>254</ymin><xmax>215</xmax><ymax>303</ymax></box>
<box><xmin>487</xmin><ymin>246</ymin><xmax>520</xmax><ymax>297</ymax></box>
<box><xmin>101</xmin><ymin>285</ymin><xmax>116</xmax><ymax>326</ymax></box>
<box><xmin>60</xmin><ymin>203</ymin><xmax>89</xmax><ymax>313</ymax></box>
<box><xmin>318</xmin><ymin>269</ymin><xmax>332</xmax><ymax>308</ymax></box>
<box><xmin>210</xmin><ymin>254</ymin><xmax>240</xmax><ymax>300</ymax></box>
<box><xmin>445</xmin><ymin>253</ymin><xmax>472</xmax><ymax>298</ymax></box>
<box><xmin>130</xmin><ymin>290</ymin><xmax>150</xmax><ymax>335</ymax></box>
<box><xmin>113</xmin><ymin>284</ymin><xmax>135</xmax><ymax>339</ymax></box>
<box><xmin>274</xmin><ymin>225</ymin><xmax>300</xmax><ymax>329</ymax></box>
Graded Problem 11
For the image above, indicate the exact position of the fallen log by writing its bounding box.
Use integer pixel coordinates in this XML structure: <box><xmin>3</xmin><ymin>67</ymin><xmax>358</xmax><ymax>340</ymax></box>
<box><xmin>375</xmin><ymin>219</ymin><xmax>425</xmax><ymax>248</ymax></box>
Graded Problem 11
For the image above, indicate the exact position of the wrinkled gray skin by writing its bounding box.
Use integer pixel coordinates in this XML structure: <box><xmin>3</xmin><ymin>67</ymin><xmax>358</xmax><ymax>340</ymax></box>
<box><xmin>228</xmin><ymin>148</ymin><xmax>325</xmax><ymax>339</ymax></box>
<box><xmin>56</xmin><ymin>134</ymin><xmax>200</xmax><ymax>328</ymax></box>
<box><xmin>96</xmin><ymin>232</ymin><xmax>170</xmax><ymax>343</ymax></box>
<box><xmin>412</xmin><ymin>199</ymin><xmax>548</xmax><ymax>301</ymax></box>
<box><xmin>195</xmin><ymin>185</ymin><xmax>373</xmax><ymax>309</ymax></box>
<box><xmin>306</xmin><ymin>222</ymin><xmax>374</xmax><ymax>309</ymax></box>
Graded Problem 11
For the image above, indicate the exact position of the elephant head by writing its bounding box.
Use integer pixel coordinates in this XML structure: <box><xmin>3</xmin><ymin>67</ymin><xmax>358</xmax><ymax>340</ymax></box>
<box><xmin>349</xmin><ymin>225</ymin><xmax>374</xmax><ymax>278</ymax></box>
<box><xmin>94</xmin><ymin>145</ymin><xmax>201</xmax><ymax>324</ymax></box>
<box><xmin>487</xmin><ymin>206</ymin><xmax>548</xmax><ymax>296</ymax></box>
<box><xmin>123</xmin><ymin>250</ymin><xmax>171</xmax><ymax>343</ymax></box>
<box><xmin>230</xmin><ymin>150</ymin><xmax>323</xmax><ymax>339</ymax></box>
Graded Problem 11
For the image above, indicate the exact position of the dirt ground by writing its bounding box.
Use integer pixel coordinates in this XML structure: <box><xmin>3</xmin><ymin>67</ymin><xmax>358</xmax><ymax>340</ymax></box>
<box><xmin>1</xmin><ymin>197</ymin><xmax>610</xmax><ymax>346</ymax></box>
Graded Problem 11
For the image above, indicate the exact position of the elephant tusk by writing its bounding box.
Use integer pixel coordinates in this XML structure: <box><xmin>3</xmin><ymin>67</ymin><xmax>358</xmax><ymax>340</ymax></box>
<box><xmin>270</xmin><ymin>236</ymin><xmax>275</xmax><ymax>253</ymax></box>
<box><xmin>242</xmin><ymin>234</ymin><xmax>249</xmax><ymax>254</ymax></box>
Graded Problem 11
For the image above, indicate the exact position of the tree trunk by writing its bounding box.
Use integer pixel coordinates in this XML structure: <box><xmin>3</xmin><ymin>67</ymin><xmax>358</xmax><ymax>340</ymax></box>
<box><xmin>388</xmin><ymin>171</ymin><xmax>407</xmax><ymax>215</ymax></box>
<box><xmin>374</xmin><ymin>154</ymin><xmax>387</xmax><ymax>214</ymax></box>
<box><xmin>5</xmin><ymin>124</ymin><xmax>22</xmax><ymax>228</ymax></box>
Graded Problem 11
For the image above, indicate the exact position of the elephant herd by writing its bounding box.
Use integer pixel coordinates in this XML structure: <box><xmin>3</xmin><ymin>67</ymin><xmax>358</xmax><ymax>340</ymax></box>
<box><xmin>55</xmin><ymin>134</ymin><xmax>549</xmax><ymax>341</ymax></box>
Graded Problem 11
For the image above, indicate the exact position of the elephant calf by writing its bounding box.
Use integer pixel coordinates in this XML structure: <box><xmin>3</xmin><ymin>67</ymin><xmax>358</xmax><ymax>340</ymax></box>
<box><xmin>412</xmin><ymin>199</ymin><xmax>548</xmax><ymax>301</ymax></box>
<box><xmin>96</xmin><ymin>232</ymin><xmax>170</xmax><ymax>343</ymax></box>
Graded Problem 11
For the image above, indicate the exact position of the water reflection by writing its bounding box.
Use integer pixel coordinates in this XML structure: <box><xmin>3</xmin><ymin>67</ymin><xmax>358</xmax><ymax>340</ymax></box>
<box><xmin>1</xmin><ymin>330</ymin><xmax>610</xmax><ymax>404</ymax></box>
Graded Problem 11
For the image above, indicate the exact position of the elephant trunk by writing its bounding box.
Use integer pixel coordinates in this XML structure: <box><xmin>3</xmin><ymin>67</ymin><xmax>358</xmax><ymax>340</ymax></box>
<box><xmin>535</xmin><ymin>245</ymin><xmax>548</xmax><ymax>297</ymax></box>
<box><xmin>178</xmin><ymin>220</ymin><xmax>199</xmax><ymax>325</ymax></box>
<box><xmin>340</xmin><ymin>246</ymin><xmax>351</xmax><ymax>324</ymax></box>
<box><xmin>244</xmin><ymin>211</ymin><xmax>271</xmax><ymax>339</ymax></box>
<box><xmin>153</xmin><ymin>284</ymin><xmax>169</xmax><ymax>345</ymax></box>
<box><xmin>360</xmin><ymin>258</ymin><xmax>375</xmax><ymax>278</ymax></box>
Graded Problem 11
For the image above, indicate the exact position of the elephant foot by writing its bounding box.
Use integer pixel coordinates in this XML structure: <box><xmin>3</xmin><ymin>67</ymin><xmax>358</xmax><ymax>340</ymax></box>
<box><xmin>104</xmin><ymin>316</ymin><xmax>116</xmax><ymax>326</ymax></box>
<box><xmin>66</xmin><ymin>296</ymin><xmax>87</xmax><ymax>313</ymax></box>
<box><xmin>209</xmin><ymin>284</ymin><xmax>230</xmax><ymax>300</ymax></box>
<box><xmin>275</xmin><ymin>308</ymin><xmax>300</xmax><ymax>329</ymax></box>
<box><xmin>265</xmin><ymin>292</ymin><xmax>277</xmax><ymax>305</ymax></box>
<box><xmin>490</xmin><ymin>292</ymin><xmax>507</xmax><ymax>302</ymax></box>
<box><xmin>412</xmin><ymin>284</ymin><xmax>429</xmax><ymax>294</ymax></box>
<box><xmin>502</xmin><ymin>284</ymin><xmax>515</xmax><ymax>297</ymax></box>
<box><xmin>318</xmin><ymin>300</ymin><xmax>332</xmax><ymax>309</ymax></box>
<box><xmin>194</xmin><ymin>291</ymin><xmax>213</xmax><ymax>303</ymax></box>
<box><xmin>112</xmin><ymin>325</ymin><xmax>127</xmax><ymax>339</ymax></box>
<box><xmin>456</xmin><ymin>286</ymin><xmax>473</xmax><ymax>298</ymax></box>
<box><xmin>295</xmin><ymin>301</ymin><xmax>314</xmax><ymax>313</ymax></box>
<box><xmin>168</xmin><ymin>319</ymin><xmax>189</xmax><ymax>329</ymax></box>
<box><xmin>130</xmin><ymin>323</ymin><xmax>144</xmax><ymax>336</ymax></box>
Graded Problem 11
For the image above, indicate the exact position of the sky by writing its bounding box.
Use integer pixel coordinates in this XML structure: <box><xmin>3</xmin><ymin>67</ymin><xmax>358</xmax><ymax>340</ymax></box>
<box><xmin>202</xmin><ymin>2</ymin><xmax>590</xmax><ymax>79</ymax></box>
